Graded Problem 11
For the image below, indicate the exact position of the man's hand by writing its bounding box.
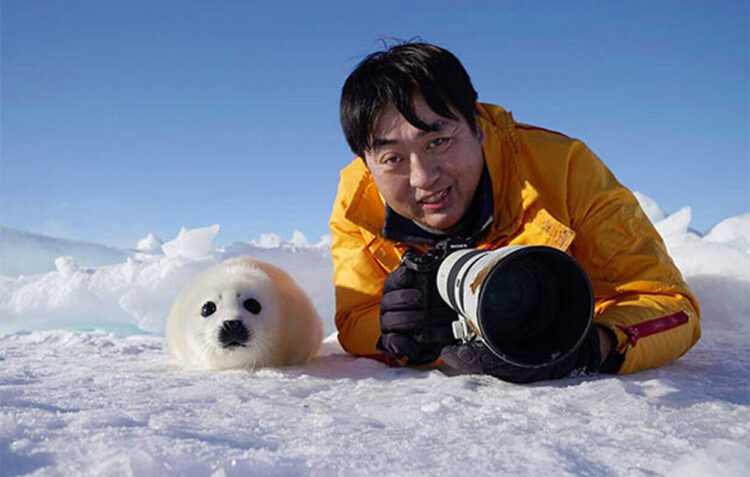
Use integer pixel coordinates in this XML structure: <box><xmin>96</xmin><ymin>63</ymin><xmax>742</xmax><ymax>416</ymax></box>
<box><xmin>440</xmin><ymin>324</ymin><xmax>603</xmax><ymax>383</ymax></box>
<box><xmin>377</xmin><ymin>263</ymin><xmax>458</xmax><ymax>365</ymax></box>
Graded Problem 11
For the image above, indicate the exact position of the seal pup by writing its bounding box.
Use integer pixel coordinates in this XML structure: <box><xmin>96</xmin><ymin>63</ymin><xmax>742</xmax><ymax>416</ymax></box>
<box><xmin>166</xmin><ymin>256</ymin><xmax>323</xmax><ymax>370</ymax></box>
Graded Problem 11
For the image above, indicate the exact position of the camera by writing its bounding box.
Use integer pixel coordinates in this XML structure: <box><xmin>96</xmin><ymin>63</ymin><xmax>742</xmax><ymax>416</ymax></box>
<box><xmin>401</xmin><ymin>242</ymin><xmax>594</xmax><ymax>368</ymax></box>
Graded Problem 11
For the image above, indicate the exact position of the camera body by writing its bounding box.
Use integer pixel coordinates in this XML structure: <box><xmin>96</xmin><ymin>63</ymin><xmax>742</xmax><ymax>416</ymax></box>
<box><xmin>401</xmin><ymin>242</ymin><xmax>594</xmax><ymax>369</ymax></box>
<box><xmin>399</xmin><ymin>240</ymin><xmax>470</xmax><ymax>287</ymax></box>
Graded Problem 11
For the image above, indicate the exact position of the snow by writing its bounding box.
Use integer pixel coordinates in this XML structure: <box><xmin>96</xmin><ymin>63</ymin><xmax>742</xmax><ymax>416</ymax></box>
<box><xmin>0</xmin><ymin>227</ymin><xmax>131</xmax><ymax>277</ymax></box>
<box><xmin>290</xmin><ymin>230</ymin><xmax>310</xmax><ymax>248</ymax></box>
<box><xmin>634</xmin><ymin>191</ymin><xmax>667</xmax><ymax>224</ymax></box>
<box><xmin>53</xmin><ymin>257</ymin><xmax>78</xmax><ymax>277</ymax></box>
<box><xmin>136</xmin><ymin>233</ymin><xmax>163</xmax><ymax>253</ymax></box>
<box><xmin>1</xmin><ymin>193</ymin><xmax>749</xmax><ymax>476</ymax></box>
<box><xmin>654</xmin><ymin>206</ymin><xmax>692</xmax><ymax>240</ymax></box>
<box><xmin>252</xmin><ymin>233</ymin><xmax>284</xmax><ymax>249</ymax></box>
<box><xmin>161</xmin><ymin>225</ymin><xmax>221</xmax><ymax>259</ymax></box>
<box><xmin>0</xmin><ymin>228</ymin><xmax>334</xmax><ymax>337</ymax></box>
<box><xmin>703</xmin><ymin>213</ymin><xmax>750</xmax><ymax>254</ymax></box>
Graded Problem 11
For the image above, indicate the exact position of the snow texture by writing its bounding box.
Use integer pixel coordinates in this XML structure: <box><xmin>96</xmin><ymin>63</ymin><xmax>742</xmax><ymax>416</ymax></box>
<box><xmin>1</xmin><ymin>193</ymin><xmax>749</xmax><ymax>476</ymax></box>
<box><xmin>704</xmin><ymin>214</ymin><xmax>750</xmax><ymax>254</ymax></box>
<box><xmin>136</xmin><ymin>233</ymin><xmax>164</xmax><ymax>253</ymax></box>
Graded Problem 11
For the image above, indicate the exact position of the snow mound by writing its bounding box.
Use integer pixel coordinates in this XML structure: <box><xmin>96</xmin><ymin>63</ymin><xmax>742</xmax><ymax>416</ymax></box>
<box><xmin>2</xmin><ymin>202</ymin><xmax>748</xmax><ymax>338</ymax></box>
<box><xmin>0</xmin><ymin>226</ymin><xmax>335</xmax><ymax>336</ymax></box>
<box><xmin>703</xmin><ymin>213</ymin><xmax>750</xmax><ymax>254</ymax></box>
<box><xmin>290</xmin><ymin>230</ymin><xmax>310</xmax><ymax>247</ymax></box>
<box><xmin>251</xmin><ymin>233</ymin><xmax>284</xmax><ymax>248</ymax></box>
<box><xmin>136</xmin><ymin>233</ymin><xmax>164</xmax><ymax>253</ymax></box>
<box><xmin>54</xmin><ymin>256</ymin><xmax>79</xmax><ymax>277</ymax></box>
<box><xmin>633</xmin><ymin>191</ymin><xmax>667</xmax><ymax>223</ymax></box>
<box><xmin>161</xmin><ymin>224</ymin><xmax>221</xmax><ymax>259</ymax></box>
<box><xmin>654</xmin><ymin>206</ymin><xmax>692</xmax><ymax>239</ymax></box>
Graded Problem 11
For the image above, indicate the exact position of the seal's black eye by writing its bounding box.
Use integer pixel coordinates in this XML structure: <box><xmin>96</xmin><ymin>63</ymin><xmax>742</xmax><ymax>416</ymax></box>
<box><xmin>243</xmin><ymin>298</ymin><xmax>261</xmax><ymax>314</ymax></box>
<box><xmin>201</xmin><ymin>301</ymin><xmax>216</xmax><ymax>318</ymax></box>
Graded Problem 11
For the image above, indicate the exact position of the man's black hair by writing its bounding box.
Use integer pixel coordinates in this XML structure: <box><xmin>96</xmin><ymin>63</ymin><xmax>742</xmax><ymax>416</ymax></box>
<box><xmin>340</xmin><ymin>42</ymin><xmax>479</xmax><ymax>158</ymax></box>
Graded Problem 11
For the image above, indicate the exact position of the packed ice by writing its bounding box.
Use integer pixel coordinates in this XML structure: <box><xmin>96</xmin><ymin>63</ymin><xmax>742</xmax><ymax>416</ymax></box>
<box><xmin>0</xmin><ymin>193</ymin><xmax>748</xmax><ymax>476</ymax></box>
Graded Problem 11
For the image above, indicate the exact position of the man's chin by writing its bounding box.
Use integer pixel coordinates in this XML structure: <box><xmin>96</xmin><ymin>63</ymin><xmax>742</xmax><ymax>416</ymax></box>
<box><xmin>415</xmin><ymin>212</ymin><xmax>461</xmax><ymax>231</ymax></box>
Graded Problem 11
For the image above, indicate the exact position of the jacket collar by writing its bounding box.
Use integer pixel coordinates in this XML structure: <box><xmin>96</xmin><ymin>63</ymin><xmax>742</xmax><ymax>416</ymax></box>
<box><xmin>476</xmin><ymin>103</ymin><xmax>539</xmax><ymax>241</ymax></box>
<box><xmin>343</xmin><ymin>103</ymin><xmax>538</xmax><ymax>243</ymax></box>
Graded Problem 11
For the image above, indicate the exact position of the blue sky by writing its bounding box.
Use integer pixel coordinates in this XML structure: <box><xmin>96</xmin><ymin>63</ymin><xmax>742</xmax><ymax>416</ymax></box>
<box><xmin>2</xmin><ymin>0</ymin><xmax>748</xmax><ymax>248</ymax></box>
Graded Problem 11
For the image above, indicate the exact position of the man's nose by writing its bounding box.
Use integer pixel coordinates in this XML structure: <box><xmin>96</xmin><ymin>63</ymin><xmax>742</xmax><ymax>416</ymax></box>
<box><xmin>409</xmin><ymin>154</ymin><xmax>440</xmax><ymax>189</ymax></box>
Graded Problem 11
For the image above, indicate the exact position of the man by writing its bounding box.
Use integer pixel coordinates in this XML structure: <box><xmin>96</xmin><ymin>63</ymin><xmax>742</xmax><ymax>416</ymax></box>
<box><xmin>329</xmin><ymin>42</ymin><xmax>700</xmax><ymax>383</ymax></box>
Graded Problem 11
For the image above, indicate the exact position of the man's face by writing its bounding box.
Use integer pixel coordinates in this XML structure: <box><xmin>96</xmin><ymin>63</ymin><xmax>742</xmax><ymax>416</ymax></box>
<box><xmin>363</xmin><ymin>97</ymin><xmax>485</xmax><ymax>230</ymax></box>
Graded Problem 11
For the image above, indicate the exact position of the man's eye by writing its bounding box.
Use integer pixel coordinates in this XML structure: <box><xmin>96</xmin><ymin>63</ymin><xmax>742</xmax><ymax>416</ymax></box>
<box><xmin>429</xmin><ymin>137</ymin><xmax>450</xmax><ymax>149</ymax></box>
<box><xmin>381</xmin><ymin>155</ymin><xmax>402</xmax><ymax>165</ymax></box>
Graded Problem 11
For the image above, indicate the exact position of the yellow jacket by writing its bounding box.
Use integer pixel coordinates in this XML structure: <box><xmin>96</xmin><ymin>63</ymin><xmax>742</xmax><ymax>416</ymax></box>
<box><xmin>329</xmin><ymin>103</ymin><xmax>700</xmax><ymax>374</ymax></box>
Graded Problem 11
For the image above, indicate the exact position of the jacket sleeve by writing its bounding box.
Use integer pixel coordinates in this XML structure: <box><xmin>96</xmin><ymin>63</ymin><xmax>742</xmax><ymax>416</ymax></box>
<box><xmin>328</xmin><ymin>177</ymin><xmax>388</xmax><ymax>358</ymax></box>
<box><xmin>565</xmin><ymin>142</ymin><xmax>701</xmax><ymax>374</ymax></box>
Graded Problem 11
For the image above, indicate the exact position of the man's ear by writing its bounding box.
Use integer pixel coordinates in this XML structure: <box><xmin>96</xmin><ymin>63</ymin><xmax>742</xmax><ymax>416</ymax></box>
<box><xmin>472</xmin><ymin>111</ymin><xmax>485</xmax><ymax>145</ymax></box>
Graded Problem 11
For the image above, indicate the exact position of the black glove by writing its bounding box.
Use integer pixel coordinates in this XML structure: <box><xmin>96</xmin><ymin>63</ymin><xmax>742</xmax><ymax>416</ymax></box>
<box><xmin>377</xmin><ymin>260</ymin><xmax>459</xmax><ymax>365</ymax></box>
<box><xmin>440</xmin><ymin>324</ymin><xmax>602</xmax><ymax>383</ymax></box>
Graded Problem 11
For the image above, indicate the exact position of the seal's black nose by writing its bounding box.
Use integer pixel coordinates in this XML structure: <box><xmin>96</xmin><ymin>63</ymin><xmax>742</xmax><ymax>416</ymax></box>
<box><xmin>218</xmin><ymin>320</ymin><xmax>251</xmax><ymax>348</ymax></box>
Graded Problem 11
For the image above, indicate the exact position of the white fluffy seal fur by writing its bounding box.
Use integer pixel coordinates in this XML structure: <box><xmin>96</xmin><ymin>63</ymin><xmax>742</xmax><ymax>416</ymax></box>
<box><xmin>166</xmin><ymin>256</ymin><xmax>323</xmax><ymax>370</ymax></box>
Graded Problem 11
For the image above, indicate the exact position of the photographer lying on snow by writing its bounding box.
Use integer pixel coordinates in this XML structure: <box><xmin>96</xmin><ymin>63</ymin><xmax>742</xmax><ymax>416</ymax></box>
<box><xmin>329</xmin><ymin>41</ymin><xmax>701</xmax><ymax>383</ymax></box>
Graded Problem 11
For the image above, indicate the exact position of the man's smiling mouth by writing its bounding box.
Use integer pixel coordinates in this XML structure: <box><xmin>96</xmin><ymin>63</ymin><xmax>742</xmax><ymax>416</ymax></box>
<box><xmin>418</xmin><ymin>187</ymin><xmax>450</xmax><ymax>205</ymax></box>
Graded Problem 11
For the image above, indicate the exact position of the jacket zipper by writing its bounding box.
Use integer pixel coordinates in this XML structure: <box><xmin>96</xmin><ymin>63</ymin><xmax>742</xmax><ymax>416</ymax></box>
<box><xmin>617</xmin><ymin>311</ymin><xmax>689</xmax><ymax>347</ymax></box>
